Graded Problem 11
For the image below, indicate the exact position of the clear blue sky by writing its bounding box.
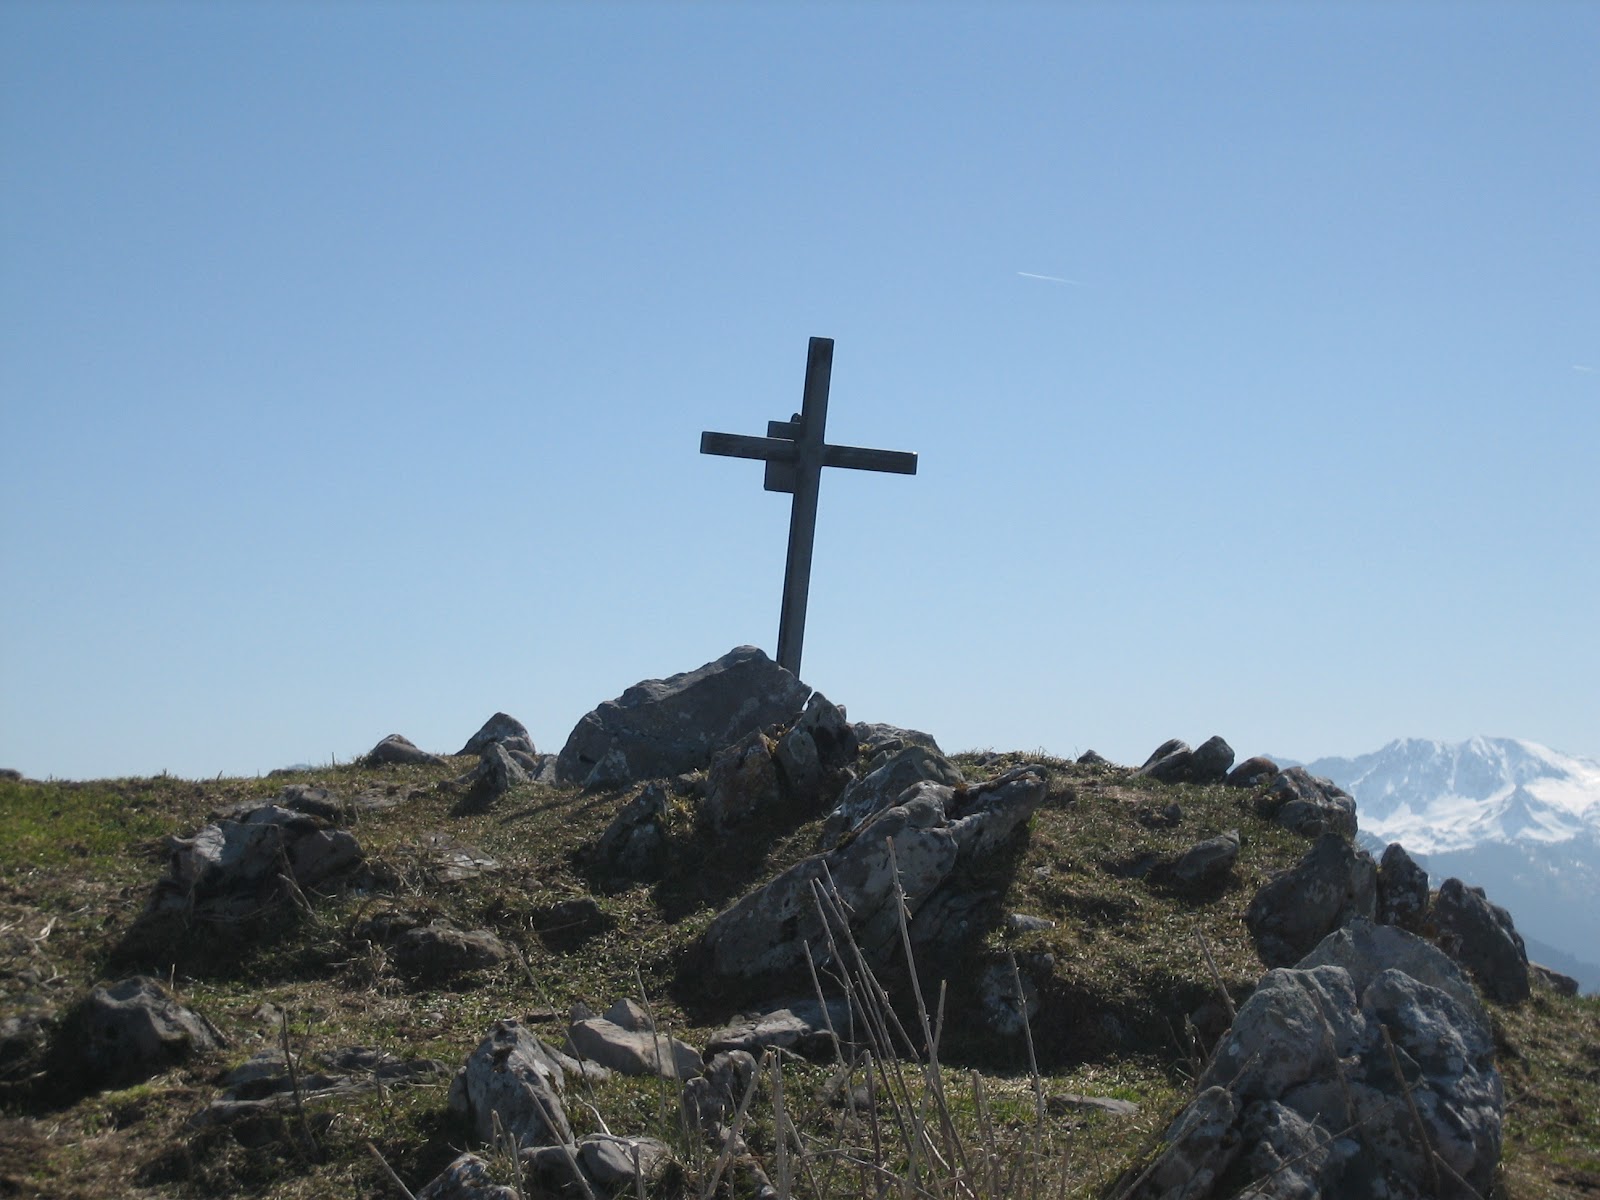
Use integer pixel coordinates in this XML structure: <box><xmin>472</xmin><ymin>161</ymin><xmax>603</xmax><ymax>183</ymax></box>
<box><xmin>2</xmin><ymin>1</ymin><xmax>1596</xmax><ymax>780</ymax></box>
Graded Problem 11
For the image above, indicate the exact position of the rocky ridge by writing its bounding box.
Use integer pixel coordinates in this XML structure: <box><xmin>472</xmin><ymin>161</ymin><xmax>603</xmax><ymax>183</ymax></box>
<box><xmin>0</xmin><ymin>647</ymin><xmax>1595</xmax><ymax>1200</ymax></box>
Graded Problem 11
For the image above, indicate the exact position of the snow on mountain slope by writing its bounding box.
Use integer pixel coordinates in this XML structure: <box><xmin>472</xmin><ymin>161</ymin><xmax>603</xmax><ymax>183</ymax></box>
<box><xmin>1299</xmin><ymin>736</ymin><xmax>1600</xmax><ymax>854</ymax></box>
<box><xmin>1286</xmin><ymin>736</ymin><xmax>1600</xmax><ymax>989</ymax></box>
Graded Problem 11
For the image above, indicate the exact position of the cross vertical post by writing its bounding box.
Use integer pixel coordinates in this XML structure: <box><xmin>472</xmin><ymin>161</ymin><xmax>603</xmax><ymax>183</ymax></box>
<box><xmin>699</xmin><ymin>336</ymin><xmax>918</xmax><ymax>679</ymax></box>
<box><xmin>775</xmin><ymin>337</ymin><xmax>832</xmax><ymax>675</ymax></box>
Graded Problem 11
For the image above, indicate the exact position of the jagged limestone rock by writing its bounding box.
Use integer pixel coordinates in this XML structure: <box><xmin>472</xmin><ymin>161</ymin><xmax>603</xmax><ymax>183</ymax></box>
<box><xmin>1246</xmin><ymin>832</ymin><xmax>1376</xmax><ymax>967</ymax></box>
<box><xmin>1254</xmin><ymin>767</ymin><xmax>1357</xmax><ymax>838</ymax></box>
<box><xmin>700</xmin><ymin>767</ymin><xmax>1047</xmax><ymax>981</ymax></box>
<box><xmin>1433</xmin><ymin>877</ymin><xmax>1530</xmax><ymax>1004</ymax></box>
<box><xmin>1129</xmin><ymin>925</ymin><xmax>1504</xmax><ymax>1200</ymax></box>
<box><xmin>1375</xmin><ymin>842</ymin><xmax>1430</xmax><ymax>932</ymax></box>
<box><xmin>448</xmin><ymin>1020</ymin><xmax>572</xmax><ymax>1149</ymax></box>
<box><xmin>822</xmin><ymin>745</ymin><xmax>965</xmax><ymax>846</ymax></box>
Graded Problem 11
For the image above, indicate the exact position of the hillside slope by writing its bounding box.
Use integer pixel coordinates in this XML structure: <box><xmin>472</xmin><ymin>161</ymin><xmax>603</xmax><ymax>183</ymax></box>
<box><xmin>1</xmin><ymin>746</ymin><xmax>1596</xmax><ymax>1200</ymax></box>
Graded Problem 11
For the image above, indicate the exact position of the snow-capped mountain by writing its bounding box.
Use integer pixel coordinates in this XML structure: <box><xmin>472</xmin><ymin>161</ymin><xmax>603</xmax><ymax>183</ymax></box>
<box><xmin>1301</xmin><ymin>736</ymin><xmax>1600</xmax><ymax>854</ymax></box>
<box><xmin>1285</xmin><ymin>737</ymin><xmax>1600</xmax><ymax>994</ymax></box>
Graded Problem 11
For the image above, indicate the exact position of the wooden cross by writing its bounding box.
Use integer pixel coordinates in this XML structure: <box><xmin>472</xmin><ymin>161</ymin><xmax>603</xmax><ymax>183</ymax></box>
<box><xmin>700</xmin><ymin>337</ymin><xmax>918</xmax><ymax>678</ymax></box>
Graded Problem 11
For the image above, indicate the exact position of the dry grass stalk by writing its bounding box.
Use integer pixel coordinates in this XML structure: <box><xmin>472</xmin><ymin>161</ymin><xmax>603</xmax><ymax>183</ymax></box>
<box><xmin>366</xmin><ymin>1140</ymin><xmax>419</xmax><ymax>1200</ymax></box>
<box><xmin>279</xmin><ymin>1010</ymin><xmax>323</xmax><ymax>1162</ymax></box>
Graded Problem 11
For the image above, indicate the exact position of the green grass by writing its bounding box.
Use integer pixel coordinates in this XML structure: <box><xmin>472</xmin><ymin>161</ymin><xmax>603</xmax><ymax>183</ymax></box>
<box><xmin>2</xmin><ymin>750</ymin><xmax>1596</xmax><ymax>1200</ymax></box>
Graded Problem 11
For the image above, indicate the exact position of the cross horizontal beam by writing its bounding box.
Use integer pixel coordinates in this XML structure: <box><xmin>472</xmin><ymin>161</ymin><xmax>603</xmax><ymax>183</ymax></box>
<box><xmin>699</xmin><ymin>431</ymin><xmax>918</xmax><ymax>475</ymax></box>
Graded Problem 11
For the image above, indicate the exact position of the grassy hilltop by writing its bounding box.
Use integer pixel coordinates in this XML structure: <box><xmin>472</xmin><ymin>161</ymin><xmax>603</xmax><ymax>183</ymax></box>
<box><xmin>1</xmin><ymin>749</ymin><xmax>1596</xmax><ymax>1199</ymax></box>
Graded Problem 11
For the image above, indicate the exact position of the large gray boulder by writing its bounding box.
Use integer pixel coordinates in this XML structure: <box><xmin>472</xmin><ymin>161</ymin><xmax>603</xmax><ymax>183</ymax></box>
<box><xmin>153</xmin><ymin>805</ymin><xmax>363</xmax><ymax>916</ymax></box>
<box><xmin>1433</xmin><ymin>878</ymin><xmax>1530</xmax><ymax>1005</ymax></box>
<box><xmin>448</xmin><ymin>1020</ymin><xmax>572</xmax><ymax>1149</ymax></box>
<box><xmin>1127</xmin><ymin>925</ymin><xmax>1503</xmax><ymax>1200</ymax></box>
<box><xmin>700</xmin><ymin>766</ymin><xmax>1047</xmax><ymax>980</ymax></box>
<box><xmin>1245</xmin><ymin>832</ymin><xmax>1376</xmax><ymax>967</ymax></box>
<box><xmin>555</xmin><ymin>647</ymin><xmax>811</xmax><ymax>788</ymax></box>
<box><xmin>1254</xmin><ymin>767</ymin><xmax>1357</xmax><ymax>838</ymax></box>
<box><xmin>51</xmin><ymin>976</ymin><xmax>225</xmax><ymax>1094</ymax></box>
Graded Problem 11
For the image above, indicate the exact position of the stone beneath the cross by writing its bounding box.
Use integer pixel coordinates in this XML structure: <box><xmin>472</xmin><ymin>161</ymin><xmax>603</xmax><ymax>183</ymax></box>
<box><xmin>553</xmin><ymin>646</ymin><xmax>811</xmax><ymax>789</ymax></box>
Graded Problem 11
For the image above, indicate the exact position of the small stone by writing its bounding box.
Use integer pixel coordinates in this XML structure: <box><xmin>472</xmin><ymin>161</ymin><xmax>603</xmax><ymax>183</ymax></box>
<box><xmin>1224</xmin><ymin>756</ymin><xmax>1280</xmax><ymax>788</ymax></box>
<box><xmin>392</xmin><ymin>923</ymin><xmax>510</xmax><ymax>981</ymax></box>
<box><xmin>1171</xmin><ymin>829</ymin><xmax>1240</xmax><ymax>886</ymax></box>
<box><xmin>1529</xmin><ymin>962</ymin><xmax>1579</xmax><ymax>996</ymax></box>
<box><xmin>1006</xmin><ymin>912</ymin><xmax>1057</xmax><ymax>934</ymax></box>
<box><xmin>365</xmin><ymin>734</ymin><xmax>446</xmax><ymax>767</ymax></box>
<box><xmin>457</xmin><ymin>713</ymin><xmax>533</xmax><ymax>757</ymax></box>
<box><xmin>1376</xmin><ymin>842</ymin><xmax>1430</xmax><ymax>932</ymax></box>
<box><xmin>416</xmin><ymin>1153</ymin><xmax>518</xmax><ymax>1200</ymax></box>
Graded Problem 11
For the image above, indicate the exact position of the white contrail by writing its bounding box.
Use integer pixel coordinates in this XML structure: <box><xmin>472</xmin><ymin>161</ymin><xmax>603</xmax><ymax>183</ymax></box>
<box><xmin>1573</xmin><ymin>364</ymin><xmax>1596</xmax><ymax>374</ymax></box>
<box><xmin>1016</xmin><ymin>271</ymin><xmax>1085</xmax><ymax>285</ymax></box>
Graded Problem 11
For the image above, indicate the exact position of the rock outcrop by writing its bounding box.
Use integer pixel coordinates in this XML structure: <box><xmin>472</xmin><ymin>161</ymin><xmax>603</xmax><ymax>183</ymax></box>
<box><xmin>1433</xmin><ymin>877</ymin><xmax>1531</xmax><ymax>1005</ymax></box>
<box><xmin>1126</xmin><ymin>922</ymin><xmax>1503</xmax><ymax>1200</ymax></box>
<box><xmin>821</xmin><ymin>744</ymin><xmax>965</xmax><ymax>846</ymax></box>
<box><xmin>1138</xmin><ymin>736</ymin><xmax>1235</xmax><ymax>785</ymax></box>
<box><xmin>48</xmin><ymin>976</ymin><xmax>225</xmax><ymax>1096</ymax></box>
<box><xmin>1253</xmin><ymin>766</ymin><xmax>1357</xmax><ymax>837</ymax></box>
<box><xmin>1376</xmin><ymin>842</ymin><xmax>1430</xmax><ymax>932</ymax></box>
<box><xmin>700</xmin><ymin>766</ymin><xmax>1048</xmax><ymax>981</ymax></box>
<box><xmin>152</xmin><ymin>805</ymin><xmax>363</xmax><ymax>916</ymax></box>
<box><xmin>448</xmin><ymin>1020</ymin><xmax>572</xmax><ymax>1148</ymax></box>
<box><xmin>1245</xmin><ymin>832</ymin><xmax>1376</xmax><ymax>967</ymax></box>
<box><xmin>555</xmin><ymin>647</ymin><xmax>811</xmax><ymax>788</ymax></box>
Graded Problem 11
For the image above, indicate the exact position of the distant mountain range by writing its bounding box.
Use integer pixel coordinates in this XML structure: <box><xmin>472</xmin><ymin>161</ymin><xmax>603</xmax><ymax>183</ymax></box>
<box><xmin>1277</xmin><ymin>737</ymin><xmax>1600</xmax><ymax>995</ymax></box>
